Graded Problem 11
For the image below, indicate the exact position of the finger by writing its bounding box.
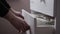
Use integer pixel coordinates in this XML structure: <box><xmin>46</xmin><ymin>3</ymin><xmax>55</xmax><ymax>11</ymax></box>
<box><xmin>22</xmin><ymin>21</ymin><xmax>30</xmax><ymax>32</ymax></box>
<box><xmin>19</xmin><ymin>14</ymin><xmax>24</xmax><ymax>19</ymax></box>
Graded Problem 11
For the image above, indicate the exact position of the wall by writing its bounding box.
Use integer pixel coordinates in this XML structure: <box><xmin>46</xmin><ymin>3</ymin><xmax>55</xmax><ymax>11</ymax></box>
<box><xmin>22</xmin><ymin>0</ymin><xmax>31</xmax><ymax>12</ymax></box>
<box><xmin>6</xmin><ymin>0</ymin><xmax>31</xmax><ymax>12</ymax></box>
<box><xmin>56</xmin><ymin>0</ymin><xmax>60</xmax><ymax>34</ymax></box>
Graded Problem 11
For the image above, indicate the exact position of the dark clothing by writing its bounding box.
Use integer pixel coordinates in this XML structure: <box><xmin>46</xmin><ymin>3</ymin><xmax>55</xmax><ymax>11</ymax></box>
<box><xmin>0</xmin><ymin>0</ymin><xmax>10</xmax><ymax>17</ymax></box>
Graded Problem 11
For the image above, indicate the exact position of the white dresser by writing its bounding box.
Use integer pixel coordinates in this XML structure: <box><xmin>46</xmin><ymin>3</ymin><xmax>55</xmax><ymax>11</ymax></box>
<box><xmin>22</xmin><ymin>9</ymin><xmax>55</xmax><ymax>34</ymax></box>
<box><xmin>30</xmin><ymin>0</ymin><xmax>54</xmax><ymax>17</ymax></box>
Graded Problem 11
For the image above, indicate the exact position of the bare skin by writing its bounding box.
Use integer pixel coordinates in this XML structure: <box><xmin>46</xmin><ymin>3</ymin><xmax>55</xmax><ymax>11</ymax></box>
<box><xmin>10</xmin><ymin>8</ymin><xmax>24</xmax><ymax>19</ymax></box>
<box><xmin>3</xmin><ymin>8</ymin><xmax>30</xmax><ymax>32</ymax></box>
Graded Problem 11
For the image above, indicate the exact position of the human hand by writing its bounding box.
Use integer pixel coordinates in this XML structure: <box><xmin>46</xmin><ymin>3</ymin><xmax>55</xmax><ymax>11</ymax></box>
<box><xmin>10</xmin><ymin>8</ymin><xmax>24</xmax><ymax>19</ymax></box>
<box><xmin>4</xmin><ymin>9</ymin><xmax>30</xmax><ymax>32</ymax></box>
<box><xmin>14</xmin><ymin>17</ymin><xmax>30</xmax><ymax>32</ymax></box>
<box><xmin>14</xmin><ymin>12</ymin><xmax>24</xmax><ymax>19</ymax></box>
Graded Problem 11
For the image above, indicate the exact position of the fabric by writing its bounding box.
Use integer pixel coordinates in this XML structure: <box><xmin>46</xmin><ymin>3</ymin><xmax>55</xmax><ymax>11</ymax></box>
<box><xmin>0</xmin><ymin>0</ymin><xmax>10</xmax><ymax>17</ymax></box>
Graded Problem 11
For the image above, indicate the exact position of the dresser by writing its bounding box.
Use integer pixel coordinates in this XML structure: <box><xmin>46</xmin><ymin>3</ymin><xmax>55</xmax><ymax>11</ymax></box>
<box><xmin>22</xmin><ymin>9</ymin><xmax>55</xmax><ymax>34</ymax></box>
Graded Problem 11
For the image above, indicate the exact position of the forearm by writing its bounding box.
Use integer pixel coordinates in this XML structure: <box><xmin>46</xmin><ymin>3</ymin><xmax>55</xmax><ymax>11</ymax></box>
<box><xmin>3</xmin><ymin>9</ymin><xmax>30</xmax><ymax>32</ymax></box>
<box><xmin>3</xmin><ymin>10</ymin><xmax>24</xmax><ymax>31</ymax></box>
<box><xmin>3</xmin><ymin>9</ymin><xmax>15</xmax><ymax>21</ymax></box>
<box><xmin>3</xmin><ymin>9</ymin><xmax>24</xmax><ymax>23</ymax></box>
<box><xmin>10</xmin><ymin>8</ymin><xmax>22</xmax><ymax>15</ymax></box>
<box><xmin>9</xmin><ymin>8</ymin><xmax>24</xmax><ymax>19</ymax></box>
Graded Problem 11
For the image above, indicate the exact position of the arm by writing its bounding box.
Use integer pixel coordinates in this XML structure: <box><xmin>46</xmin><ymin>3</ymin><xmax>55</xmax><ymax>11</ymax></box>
<box><xmin>0</xmin><ymin>0</ymin><xmax>30</xmax><ymax>32</ymax></box>
<box><xmin>10</xmin><ymin>8</ymin><xmax>24</xmax><ymax>19</ymax></box>
<box><xmin>3</xmin><ymin>9</ymin><xmax>30</xmax><ymax>32</ymax></box>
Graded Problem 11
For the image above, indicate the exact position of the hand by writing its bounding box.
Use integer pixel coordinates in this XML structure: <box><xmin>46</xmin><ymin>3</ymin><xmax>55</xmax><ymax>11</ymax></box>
<box><xmin>14</xmin><ymin>17</ymin><xmax>30</xmax><ymax>32</ymax></box>
<box><xmin>21</xmin><ymin>20</ymin><xmax>30</xmax><ymax>32</ymax></box>
<box><xmin>8</xmin><ymin>15</ymin><xmax>30</xmax><ymax>32</ymax></box>
<box><xmin>4</xmin><ymin>9</ymin><xmax>30</xmax><ymax>32</ymax></box>
<box><xmin>10</xmin><ymin>8</ymin><xmax>24</xmax><ymax>19</ymax></box>
<box><xmin>14</xmin><ymin>11</ymin><xmax>24</xmax><ymax>19</ymax></box>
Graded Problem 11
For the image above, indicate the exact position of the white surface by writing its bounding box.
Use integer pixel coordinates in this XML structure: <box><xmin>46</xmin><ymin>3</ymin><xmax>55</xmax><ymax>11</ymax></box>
<box><xmin>30</xmin><ymin>0</ymin><xmax>54</xmax><ymax>17</ymax></box>
<box><xmin>22</xmin><ymin>9</ymin><xmax>36</xmax><ymax>18</ymax></box>
<box><xmin>22</xmin><ymin>9</ymin><xmax>36</xmax><ymax>34</ymax></box>
<box><xmin>22</xmin><ymin>9</ymin><xmax>55</xmax><ymax>34</ymax></box>
<box><xmin>22</xmin><ymin>9</ymin><xmax>54</xmax><ymax>27</ymax></box>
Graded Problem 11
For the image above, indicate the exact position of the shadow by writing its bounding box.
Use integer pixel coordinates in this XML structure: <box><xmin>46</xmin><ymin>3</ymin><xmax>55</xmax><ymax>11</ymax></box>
<box><xmin>40</xmin><ymin>0</ymin><xmax>46</xmax><ymax>4</ymax></box>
